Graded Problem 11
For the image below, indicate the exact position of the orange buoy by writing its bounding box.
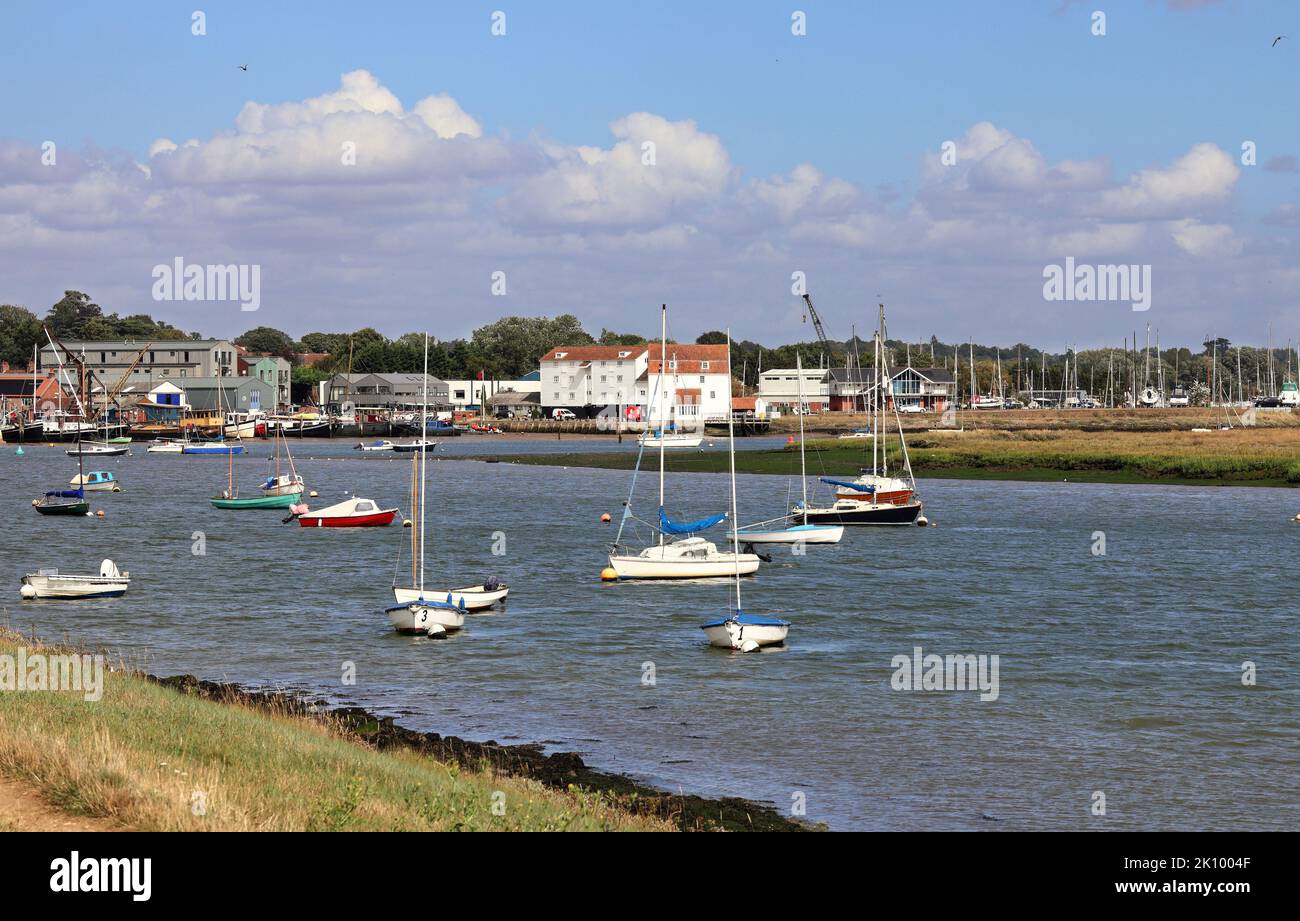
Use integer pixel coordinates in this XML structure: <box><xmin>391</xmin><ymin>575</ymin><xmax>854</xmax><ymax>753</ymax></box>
<box><xmin>600</xmin><ymin>567</ymin><xmax>618</xmax><ymax>582</ymax></box>
<box><xmin>600</xmin><ymin>512</ymin><xmax>612</xmax><ymax>523</ymax></box>
<box><xmin>95</xmin><ymin>509</ymin><xmax>105</xmax><ymax>518</ymax></box>
<box><xmin>786</xmin><ymin>435</ymin><xmax>795</xmax><ymax>445</ymax></box>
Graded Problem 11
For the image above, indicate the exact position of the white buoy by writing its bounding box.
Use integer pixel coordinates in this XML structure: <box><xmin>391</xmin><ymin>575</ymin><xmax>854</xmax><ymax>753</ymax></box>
<box><xmin>20</xmin><ymin>584</ymin><xmax>37</xmax><ymax>600</ymax></box>
<box><xmin>309</xmin><ymin>490</ymin><xmax>318</xmax><ymax>497</ymax></box>
<box><xmin>426</xmin><ymin>624</ymin><xmax>447</xmax><ymax>638</ymax></box>
<box><xmin>740</xmin><ymin>639</ymin><xmax>760</xmax><ymax>653</ymax></box>
<box><xmin>916</xmin><ymin>515</ymin><xmax>928</xmax><ymax>527</ymax></box>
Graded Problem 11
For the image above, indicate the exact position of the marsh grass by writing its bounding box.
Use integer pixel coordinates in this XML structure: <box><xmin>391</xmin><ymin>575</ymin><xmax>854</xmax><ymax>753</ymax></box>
<box><xmin>497</xmin><ymin>425</ymin><xmax>1300</xmax><ymax>486</ymax></box>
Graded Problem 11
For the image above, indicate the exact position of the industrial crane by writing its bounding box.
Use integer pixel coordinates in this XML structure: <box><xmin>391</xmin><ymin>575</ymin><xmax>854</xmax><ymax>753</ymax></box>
<box><xmin>800</xmin><ymin>292</ymin><xmax>830</xmax><ymax>346</ymax></box>
<box><xmin>101</xmin><ymin>341</ymin><xmax>152</xmax><ymax>418</ymax></box>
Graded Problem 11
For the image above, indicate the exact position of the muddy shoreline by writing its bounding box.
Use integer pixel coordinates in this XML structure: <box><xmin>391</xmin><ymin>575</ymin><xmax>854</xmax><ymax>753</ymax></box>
<box><xmin>148</xmin><ymin>673</ymin><xmax>811</xmax><ymax>832</ymax></box>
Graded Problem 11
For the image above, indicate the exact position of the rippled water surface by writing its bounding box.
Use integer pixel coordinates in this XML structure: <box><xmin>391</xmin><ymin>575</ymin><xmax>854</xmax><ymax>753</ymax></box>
<box><xmin>3</xmin><ymin>437</ymin><xmax>1297</xmax><ymax>830</ymax></box>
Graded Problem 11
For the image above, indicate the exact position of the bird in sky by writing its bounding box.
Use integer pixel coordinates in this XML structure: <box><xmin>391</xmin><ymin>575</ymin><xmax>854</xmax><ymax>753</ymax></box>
<box><xmin>238</xmin><ymin>64</ymin><xmax>249</xmax><ymax>71</ymax></box>
<box><xmin>1273</xmin><ymin>35</ymin><xmax>1286</xmax><ymax>48</ymax></box>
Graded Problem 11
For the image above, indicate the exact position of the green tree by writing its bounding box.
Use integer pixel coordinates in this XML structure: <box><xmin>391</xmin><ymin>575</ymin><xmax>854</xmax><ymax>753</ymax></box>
<box><xmin>599</xmin><ymin>329</ymin><xmax>648</xmax><ymax>346</ymax></box>
<box><xmin>45</xmin><ymin>291</ymin><xmax>102</xmax><ymax>338</ymax></box>
<box><xmin>469</xmin><ymin>314</ymin><xmax>593</xmax><ymax>378</ymax></box>
<box><xmin>696</xmin><ymin>331</ymin><xmax>728</xmax><ymax>345</ymax></box>
<box><xmin>235</xmin><ymin>326</ymin><xmax>297</xmax><ymax>357</ymax></box>
<box><xmin>0</xmin><ymin>304</ymin><xmax>42</xmax><ymax>366</ymax></box>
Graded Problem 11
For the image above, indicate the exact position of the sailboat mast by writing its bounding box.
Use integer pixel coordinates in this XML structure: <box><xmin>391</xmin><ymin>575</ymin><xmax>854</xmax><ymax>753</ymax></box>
<box><xmin>419</xmin><ymin>333</ymin><xmax>429</xmax><ymax>592</ymax></box>
<box><xmin>658</xmin><ymin>304</ymin><xmax>667</xmax><ymax>547</ymax></box>
<box><xmin>796</xmin><ymin>351</ymin><xmax>808</xmax><ymax>512</ymax></box>
<box><xmin>726</xmin><ymin>328</ymin><xmax>741</xmax><ymax>613</ymax></box>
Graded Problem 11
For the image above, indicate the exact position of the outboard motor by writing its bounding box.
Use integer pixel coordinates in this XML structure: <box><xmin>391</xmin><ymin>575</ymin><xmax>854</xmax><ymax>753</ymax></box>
<box><xmin>483</xmin><ymin>575</ymin><xmax>500</xmax><ymax>592</ymax></box>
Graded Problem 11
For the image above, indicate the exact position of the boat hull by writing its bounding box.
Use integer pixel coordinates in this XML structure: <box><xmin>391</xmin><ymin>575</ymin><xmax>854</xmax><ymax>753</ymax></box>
<box><xmin>736</xmin><ymin>524</ymin><xmax>844</xmax><ymax>544</ymax></box>
<box><xmin>34</xmin><ymin>499</ymin><xmax>90</xmax><ymax>516</ymax></box>
<box><xmin>183</xmin><ymin>445</ymin><xmax>244</xmax><ymax>455</ymax></box>
<box><xmin>210</xmin><ymin>491</ymin><xmax>302</xmax><ymax>509</ymax></box>
<box><xmin>638</xmin><ymin>433</ymin><xmax>704</xmax><ymax>449</ymax></box>
<box><xmin>607</xmin><ymin>552</ymin><xmax>760</xmax><ymax>580</ymax></box>
<box><xmin>299</xmin><ymin>508</ymin><xmax>397</xmax><ymax>527</ymax></box>
<box><xmin>701</xmin><ymin>620</ymin><xmax>789</xmax><ymax>649</ymax></box>
<box><xmin>66</xmin><ymin>445</ymin><xmax>129</xmax><ymax>457</ymax></box>
<box><xmin>392</xmin><ymin>585</ymin><xmax>508</xmax><ymax>610</ymax></box>
<box><xmin>803</xmin><ymin>500</ymin><xmax>923</xmax><ymax>525</ymax></box>
<box><xmin>386</xmin><ymin>601</ymin><xmax>465</xmax><ymax>633</ymax></box>
<box><xmin>20</xmin><ymin>574</ymin><xmax>129</xmax><ymax>599</ymax></box>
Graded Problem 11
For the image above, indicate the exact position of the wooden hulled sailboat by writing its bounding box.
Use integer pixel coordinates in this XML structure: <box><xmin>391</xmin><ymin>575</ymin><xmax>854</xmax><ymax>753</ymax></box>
<box><xmin>608</xmin><ymin>305</ymin><xmax>759</xmax><ymax>579</ymax></box>
<box><xmin>700</xmin><ymin>328</ymin><xmax>790</xmax><ymax>651</ymax></box>
<box><xmin>803</xmin><ymin>304</ymin><xmax>923</xmax><ymax>526</ymax></box>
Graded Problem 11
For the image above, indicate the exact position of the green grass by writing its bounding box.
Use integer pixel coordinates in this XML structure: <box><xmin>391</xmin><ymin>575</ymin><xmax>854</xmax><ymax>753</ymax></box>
<box><xmin>0</xmin><ymin>630</ymin><xmax>669</xmax><ymax>831</ymax></box>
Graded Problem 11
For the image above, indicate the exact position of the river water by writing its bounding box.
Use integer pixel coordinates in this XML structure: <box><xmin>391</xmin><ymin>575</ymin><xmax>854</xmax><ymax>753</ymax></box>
<box><xmin>3</xmin><ymin>437</ymin><xmax>1296</xmax><ymax>830</ymax></box>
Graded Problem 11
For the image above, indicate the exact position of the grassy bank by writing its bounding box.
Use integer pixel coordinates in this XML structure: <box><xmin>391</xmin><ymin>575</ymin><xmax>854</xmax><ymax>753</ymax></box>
<box><xmin>478</xmin><ymin>427</ymin><xmax>1300</xmax><ymax>488</ymax></box>
<box><xmin>0</xmin><ymin>629</ymin><xmax>672</xmax><ymax>831</ymax></box>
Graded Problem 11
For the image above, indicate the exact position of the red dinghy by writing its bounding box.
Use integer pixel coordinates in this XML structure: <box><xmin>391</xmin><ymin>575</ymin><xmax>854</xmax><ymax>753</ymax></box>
<box><xmin>298</xmin><ymin>497</ymin><xmax>398</xmax><ymax>528</ymax></box>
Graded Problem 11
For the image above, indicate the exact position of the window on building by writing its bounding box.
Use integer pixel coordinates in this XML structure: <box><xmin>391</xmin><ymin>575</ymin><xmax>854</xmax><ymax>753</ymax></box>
<box><xmin>701</xmin><ymin>361</ymin><xmax>710</xmax><ymax>370</ymax></box>
<box><xmin>555</xmin><ymin>352</ymin><xmax>568</xmax><ymax>359</ymax></box>
<box><xmin>568</xmin><ymin>392</ymin><xmax>575</xmax><ymax>401</ymax></box>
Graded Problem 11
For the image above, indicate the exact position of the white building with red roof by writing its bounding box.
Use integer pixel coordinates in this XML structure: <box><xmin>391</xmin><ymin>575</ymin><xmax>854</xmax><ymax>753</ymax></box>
<box><xmin>538</xmin><ymin>342</ymin><xmax>731</xmax><ymax>422</ymax></box>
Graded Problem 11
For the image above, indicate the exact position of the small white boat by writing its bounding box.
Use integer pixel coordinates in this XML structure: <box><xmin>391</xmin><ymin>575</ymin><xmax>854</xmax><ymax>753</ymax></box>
<box><xmin>837</xmin><ymin>428</ymin><xmax>874</xmax><ymax>440</ymax></box>
<box><xmin>385</xmin><ymin>597</ymin><xmax>466</xmax><ymax>635</ymax></box>
<box><xmin>392</xmin><ymin>582</ymin><xmax>508</xmax><ymax>611</ymax></box>
<box><xmin>66</xmin><ymin>442</ymin><xmax>129</xmax><ymax>457</ymax></box>
<box><xmin>638</xmin><ymin>430</ymin><xmax>704</xmax><ymax>449</ymax></box>
<box><xmin>298</xmin><ymin>496</ymin><xmax>398</xmax><ymax>527</ymax></box>
<box><xmin>69</xmin><ymin>470</ymin><xmax>122</xmax><ymax>492</ymax></box>
<box><xmin>700</xmin><ymin>612</ymin><xmax>790</xmax><ymax>651</ymax></box>
<box><xmin>391</xmin><ymin>440</ymin><xmax>436</xmax><ymax>453</ymax></box>
<box><xmin>20</xmin><ymin>559</ymin><xmax>130</xmax><ymax>600</ymax></box>
<box><xmin>354</xmin><ymin>440</ymin><xmax>396</xmax><ymax>452</ymax></box>
<box><xmin>146</xmin><ymin>439</ymin><xmax>186</xmax><ymax>453</ymax></box>
<box><xmin>608</xmin><ymin>536</ymin><xmax>759</xmax><ymax>579</ymax></box>
<box><xmin>699</xmin><ymin>326</ymin><xmax>790</xmax><ymax>652</ymax></box>
<box><xmin>735</xmin><ymin>522</ymin><xmax>843</xmax><ymax>544</ymax></box>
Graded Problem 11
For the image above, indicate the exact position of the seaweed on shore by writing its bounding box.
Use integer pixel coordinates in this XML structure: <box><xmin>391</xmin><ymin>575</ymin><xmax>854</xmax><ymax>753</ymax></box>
<box><xmin>150</xmin><ymin>674</ymin><xmax>814</xmax><ymax>832</ymax></box>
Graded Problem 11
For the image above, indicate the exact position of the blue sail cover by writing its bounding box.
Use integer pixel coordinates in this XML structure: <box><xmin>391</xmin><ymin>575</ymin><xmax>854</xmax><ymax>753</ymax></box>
<box><xmin>659</xmin><ymin>507</ymin><xmax>726</xmax><ymax>535</ymax></box>
<box><xmin>45</xmin><ymin>489</ymin><xmax>84</xmax><ymax>498</ymax></box>
<box><xmin>820</xmin><ymin>477</ymin><xmax>874</xmax><ymax>493</ymax></box>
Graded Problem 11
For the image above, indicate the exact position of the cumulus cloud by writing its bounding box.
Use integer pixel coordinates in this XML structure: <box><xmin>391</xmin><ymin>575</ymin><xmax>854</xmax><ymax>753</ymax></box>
<box><xmin>1092</xmin><ymin>143</ymin><xmax>1239</xmax><ymax>219</ymax></box>
<box><xmin>0</xmin><ymin>73</ymin><xmax>1290</xmax><ymax>345</ymax></box>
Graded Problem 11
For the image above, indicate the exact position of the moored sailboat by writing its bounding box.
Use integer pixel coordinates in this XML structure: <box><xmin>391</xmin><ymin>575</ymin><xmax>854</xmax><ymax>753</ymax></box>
<box><xmin>802</xmin><ymin>304</ymin><xmax>923</xmax><ymax>526</ymax></box>
<box><xmin>700</xmin><ymin>328</ymin><xmax>790</xmax><ymax>651</ymax></box>
<box><xmin>608</xmin><ymin>305</ymin><xmax>758</xmax><ymax>580</ymax></box>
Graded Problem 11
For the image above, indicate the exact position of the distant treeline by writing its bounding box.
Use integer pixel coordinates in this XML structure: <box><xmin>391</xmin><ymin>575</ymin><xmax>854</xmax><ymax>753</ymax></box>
<box><xmin>2</xmin><ymin>291</ymin><xmax>1294</xmax><ymax>398</ymax></box>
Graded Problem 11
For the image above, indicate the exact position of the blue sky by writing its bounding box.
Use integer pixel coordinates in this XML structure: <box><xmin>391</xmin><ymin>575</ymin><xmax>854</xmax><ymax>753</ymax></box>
<box><xmin>2</xmin><ymin>0</ymin><xmax>1298</xmax><ymax>347</ymax></box>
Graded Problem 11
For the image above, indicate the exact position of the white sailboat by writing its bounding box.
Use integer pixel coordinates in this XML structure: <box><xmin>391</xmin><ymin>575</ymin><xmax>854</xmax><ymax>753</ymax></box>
<box><xmin>701</xmin><ymin>328</ymin><xmax>790</xmax><ymax>651</ymax></box>
<box><xmin>386</xmin><ymin>335</ymin><xmax>504</xmax><ymax>633</ymax></box>
<box><xmin>21</xmin><ymin>559</ymin><xmax>130</xmax><ymax>600</ymax></box>
<box><xmin>261</xmin><ymin>424</ymin><xmax>305</xmax><ymax>497</ymax></box>
<box><xmin>609</xmin><ymin>305</ymin><xmax>759</xmax><ymax>579</ymax></box>
<box><xmin>738</xmin><ymin>352</ymin><xmax>843</xmax><ymax>545</ymax></box>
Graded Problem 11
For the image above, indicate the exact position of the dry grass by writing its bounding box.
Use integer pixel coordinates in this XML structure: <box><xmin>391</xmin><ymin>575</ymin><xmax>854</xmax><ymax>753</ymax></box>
<box><xmin>0</xmin><ymin>629</ymin><xmax>670</xmax><ymax>831</ymax></box>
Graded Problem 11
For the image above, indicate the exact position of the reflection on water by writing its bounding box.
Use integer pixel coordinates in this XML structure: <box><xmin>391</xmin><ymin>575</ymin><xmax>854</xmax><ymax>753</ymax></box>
<box><xmin>2</xmin><ymin>439</ymin><xmax>1297</xmax><ymax>829</ymax></box>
